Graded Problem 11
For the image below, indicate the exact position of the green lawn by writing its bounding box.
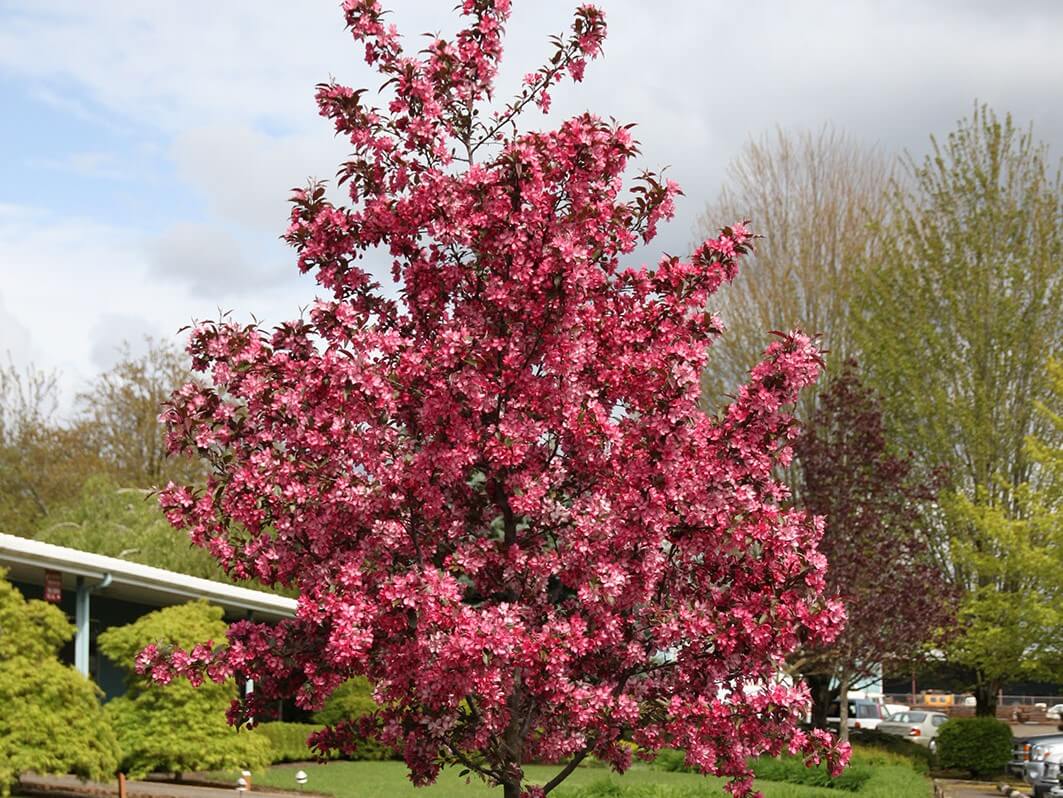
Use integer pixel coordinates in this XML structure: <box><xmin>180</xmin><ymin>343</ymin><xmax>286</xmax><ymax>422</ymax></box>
<box><xmin>240</xmin><ymin>760</ymin><xmax>929</xmax><ymax>798</ymax></box>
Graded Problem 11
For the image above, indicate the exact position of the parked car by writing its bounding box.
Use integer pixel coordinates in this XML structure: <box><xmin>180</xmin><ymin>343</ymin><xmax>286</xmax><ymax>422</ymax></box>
<box><xmin>884</xmin><ymin>703</ymin><xmax>910</xmax><ymax>719</ymax></box>
<box><xmin>876</xmin><ymin>710</ymin><xmax>950</xmax><ymax>752</ymax></box>
<box><xmin>826</xmin><ymin>698</ymin><xmax>890</xmax><ymax>731</ymax></box>
<box><xmin>1024</xmin><ymin>738</ymin><xmax>1063</xmax><ymax>797</ymax></box>
<box><xmin>1012</xmin><ymin>733</ymin><xmax>1063</xmax><ymax>779</ymax></box>
<box><xmin>1046</xmin><ymin>704</ymin><xmax>1063</xmax><ymax>721</ymax></box>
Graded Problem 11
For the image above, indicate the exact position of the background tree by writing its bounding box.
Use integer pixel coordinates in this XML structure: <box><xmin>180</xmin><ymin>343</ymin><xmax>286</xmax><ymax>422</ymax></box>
<box><xmin>0</xmin><ymin>362</ymin><xmax>102</xmax><ymax>536</ymax></box>
<box><xmin>855</xmin><ymin>105</ymin><xmax>1063</xmax><ymax>715</ymax></box>
<box><xmin>696</xmin><ymin>126</ymin><xmax>891</xmax><ymax>417</ymax></box>
<box><xmin>97</xmin><ymin>601</ymin><xmax>271</xmax><ymax>779</ymax></box>
<box><xmin>792</xmin><ymin>361</ymin><xmax>955</xmax><ymax>741</ymax></box>
<box><xmin>143</xmin><ymin>2</ymin><xmax>847</xmax><ymax>797</ymax></box>
<box><xmin>34</xmin><ymin>476</ymin><xmax>241</xmax><ymax>583</ymax></box>
<box><xmin>0</xmin><ymin>339</ymin><xmax>200</xmax><ymax>538</ymax></box>
<box><xmin>77</xmin><ymin>338</ymin><xmax>202</xmax><ymax>488</ymax></box>
<box><xmin>944</xmin><ymin>358</ymin><xmax>1063</xmax><ymax>702</ymax></box>
<box><xmin>0</xmin><ymin>570</ymin><xmax>119</xmax><ymax>795</ymax></box>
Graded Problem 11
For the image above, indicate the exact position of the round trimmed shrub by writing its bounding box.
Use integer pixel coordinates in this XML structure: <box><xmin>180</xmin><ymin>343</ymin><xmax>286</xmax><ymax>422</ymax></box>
<box><xmin>936</xmin><ymin>716</ymin><xmax>1012</xmax><ymax>777</ymax></box>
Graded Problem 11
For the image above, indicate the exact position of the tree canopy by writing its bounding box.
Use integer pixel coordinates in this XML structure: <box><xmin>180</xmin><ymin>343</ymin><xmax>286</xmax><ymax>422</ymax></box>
<box><xmin>33</xmin><ymin>476</ymin><xmax>271</xmax><ymax>587</ymax></box>
<box><xmin>696</xmin><ymin>126</ymin><xmax>890</xmax><ymax>417</ymax></box>
<box><xmin>141</xmin><ymin>2</ymin><xmax>847</xmax><ymax>796</ymax></box>
<box><xmin>945</xmin><ymin>358</ymin><xmax>1063</xmax><ymax>694</ymax></box>
<box><xmin>0</xmin><ymin>570</ymin><xmax>119</xmax><ymax>795</ymax></box>
<box><xmin>854</xmin><ymin>104</ymin><xmax>1063</xmax><ymax>713</ymax></box>
<box><xmin>0</xmin><ymin>339</ymin><xmax>200</xmax><ymax>539</ymax></box>
<box><xmin>793</xmin><ymin>361</ymin><xmax>955</xmax><ymax>739</ymax></box>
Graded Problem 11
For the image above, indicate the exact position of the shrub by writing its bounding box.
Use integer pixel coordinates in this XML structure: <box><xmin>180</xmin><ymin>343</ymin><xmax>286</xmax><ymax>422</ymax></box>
<box><xmin>313</xmin><ymin>678</ymin><xmax>393</xmax><ymax>760</ymax></box>
<box><xmin>257</xmin><ymin>723</ymin><xmax>331</xmax><ymax>764</ymax></box>
<box><xmin>654</xmin><ymin>748</ymin><xmax>871</xmax><ymax>791</ymax></box>
<box><xmin>935</xmin><ymin>716</ymin><xmax>1012</xmax><ymax>777</ymax></box>
<box><xmin>553</xmin><ymin>780</ymin><xmax>706</xmax><ymax>798</ymax></box>
<box><xmin>651</xmin><ymin>749</ymin><xmax>688</xmax><ymax>772</ymax></box>
<box><xmin>554</xmin><ymin>766</ymin><xmax>932</xmax><ymax>798</ymax></box>
<box><xmin>314</xmin><ymin>677</ymin><xmax>377</xmax><ymax>727</ymax></box>
<box><xmin>98</xmin><ymin>601</ymin><xmax>272</xmax><ymax>778</ymax></box>
<box><xmin>0</xmin><ymin>572</ymin><xmax>120</xmax><ymax>796</ymax></box>
<box><xmin>750</xmin><ymin>755</ymin><xmax>872</xmax><ymax>791</ymax></box>
<box><xmin>847</xmin><ymin>729</ymin><xmax>932</xmax><ymax>772</ymax></box>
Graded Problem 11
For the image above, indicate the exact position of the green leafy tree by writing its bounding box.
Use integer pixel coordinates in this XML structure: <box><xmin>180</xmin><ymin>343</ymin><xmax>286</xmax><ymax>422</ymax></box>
<box><xmin>0</xmin><ymin>570</ymin><xmax>119</xmax><ymax>795</ymax></box>
<box><xmin>97</xmin><ymin>601</ymin><xmax>271</xmax><ymax>779</ymax></box>
<box><xmin>947</xmin><ymin>359</ymin><xmax>1063</xmax><ymax>700</ymax></box>
<box><xmin>34</xmin><ymin>477</ymin><xmax>293</xmax><ymax>594</ymax></box>
<box><xmin>313</xmin><ymin>677</ymin><xmax>392</xmax><ymax>760</ymax></box>
<box><xmin>314</xmin><ymin>677</ymin><xmax>377</xmax><ymax>728</ymax></box>
<box><xmin>0</xmin><ymin>338</ymin><xmax>200</xmax><ymax>538</ymax></box>
<box><xmin>855</xmin><ymin>105</ymin><xmax>1063</xmax><ymax>714</ymax></box>
<box><xmin>35</xmin><ymin>476</ymin><xmax>234</xmax><ymax>582</ymax></box>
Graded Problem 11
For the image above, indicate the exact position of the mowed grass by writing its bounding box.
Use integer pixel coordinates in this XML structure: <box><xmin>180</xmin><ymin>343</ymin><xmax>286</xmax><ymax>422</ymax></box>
<box><xmin>241</xmin><ymin>760</ymin><xmax>929</xmax><ymax>798</ymax></box>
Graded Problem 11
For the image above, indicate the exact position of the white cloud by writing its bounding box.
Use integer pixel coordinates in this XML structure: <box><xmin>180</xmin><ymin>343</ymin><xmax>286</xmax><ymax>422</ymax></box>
<box><xmin>0</xmin><ymin>208</ymin><xmax>323</xmax><ymax>402</ymax></box>
<box><xmin>172</xmin><ymin>126</ymin><xmax>349</xmax><ymax>234</ymax></box>
<box><xmin>0</xmin><ymin>292</ymin><xmax>36</xmax><ymax>372</ymax></box>
<box><xmin>146</xmin><ymin>222</ymin><xmax>287</xmax><ymax>298</ymax></box>
<box><xmin>1</xmin><ymin>0</ymin><xmax>1062</xmax><ymax>392</ymax></box>
<box><xmin>88</xmin><ymin>313</ymin><xmax>164</xmax><ymax>371</ymax></box>
<box><xmin>32</xmin><ymin>150</ymin><xmax>133</xmax><ymax>181</ymax></box>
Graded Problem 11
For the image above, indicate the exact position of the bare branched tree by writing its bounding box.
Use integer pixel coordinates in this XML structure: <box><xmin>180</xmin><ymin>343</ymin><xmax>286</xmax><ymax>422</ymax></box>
<box><xmin>0</xmin><ymin>360</ymin><xmax>99</xmax><ymax>534</ymax></box>
<box><xmin>76</xmin><ymin>338</ymin><xmax>203</xmax><ymax>488</ymax></box>
<box><xmin>696</xmin><ymin>126</ymin><xmax>892</xmax><ymax>419</ymax></box>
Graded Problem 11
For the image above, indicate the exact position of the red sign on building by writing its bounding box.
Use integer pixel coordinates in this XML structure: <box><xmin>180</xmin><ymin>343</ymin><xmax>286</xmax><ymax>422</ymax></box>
<box><xmin>44</xmin><ymin>570</ymin><xmax>62</xmax><ymax>603</ymax></box>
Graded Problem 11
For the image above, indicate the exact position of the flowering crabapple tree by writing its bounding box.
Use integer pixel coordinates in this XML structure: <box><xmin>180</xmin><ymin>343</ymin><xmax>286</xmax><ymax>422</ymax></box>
<box><xmin>146</xmin><ymin>1</ymin><xmax>847</xmax><ymax>795</ymax></box>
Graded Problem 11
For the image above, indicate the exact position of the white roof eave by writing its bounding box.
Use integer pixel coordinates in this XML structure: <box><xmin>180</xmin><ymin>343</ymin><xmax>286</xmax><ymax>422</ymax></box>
<box><xmin>0</xmin><ymin>532</ymin><xmax>297</xmax><ymax>619</ymax></box>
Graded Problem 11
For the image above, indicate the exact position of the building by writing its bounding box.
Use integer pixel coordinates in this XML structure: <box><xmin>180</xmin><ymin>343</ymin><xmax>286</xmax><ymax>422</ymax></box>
<box><xmin>0</xmin><ymin>532</ymin><xmax>296</xmax><ymax>699</ymax></box>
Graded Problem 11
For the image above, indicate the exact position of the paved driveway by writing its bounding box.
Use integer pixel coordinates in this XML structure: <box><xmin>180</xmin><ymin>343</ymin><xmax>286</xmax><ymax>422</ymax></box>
<box><xmin>18</xmin><ymin>774</ymin><xmax>310</xmax><ymax>798</ymax></box>
<box><xmin>1014</xmin><ymin>724</ymin><xmax>1062</xmax><ymax>739</ymax></box>
<box><xmin>935</xmin><ymin>780</ymin><xmax>1028</xmax><ymax>797</ymax></box>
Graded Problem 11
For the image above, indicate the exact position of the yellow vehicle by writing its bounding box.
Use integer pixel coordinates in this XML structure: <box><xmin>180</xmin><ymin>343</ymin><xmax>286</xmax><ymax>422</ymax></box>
<box><xmin>920</xmin><ymin>691</ymin><xmax>954</xmax><ymax>707</ymax></box>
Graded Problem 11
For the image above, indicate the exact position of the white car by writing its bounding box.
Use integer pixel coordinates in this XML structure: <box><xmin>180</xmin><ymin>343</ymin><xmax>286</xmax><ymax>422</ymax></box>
<box><xmin>884</xmin><ymin>703</ymin><xmax>910</xmax><ymax>719</ymax></box>
<box><xmin>827</xmin><ymin>698</ymin><xmax>890</xmax><ymax>731</ymax></box>
<box><xmin>1047</xmin><ymin>704</ymin><xmax>1063</xmax><ymax>721</ymax></box>
<box><xmin>877</xmin><ymin>710</ymin><xmax>951</xmax><ymax>753</ymax></box>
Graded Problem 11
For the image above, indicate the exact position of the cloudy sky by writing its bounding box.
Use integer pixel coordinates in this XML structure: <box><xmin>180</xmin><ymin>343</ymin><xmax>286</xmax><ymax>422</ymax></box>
<box><xmin>2</xmin><ymin>0</ymin><xmax>1062</xmax><ymax>407</ymax></box>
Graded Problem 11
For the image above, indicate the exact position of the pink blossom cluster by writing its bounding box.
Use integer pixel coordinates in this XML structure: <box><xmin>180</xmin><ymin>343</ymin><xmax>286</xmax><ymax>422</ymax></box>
<box><xmin>147</xmin><ymin>2</ymin><xmax>846</xmax><ymax>795</ymax></box>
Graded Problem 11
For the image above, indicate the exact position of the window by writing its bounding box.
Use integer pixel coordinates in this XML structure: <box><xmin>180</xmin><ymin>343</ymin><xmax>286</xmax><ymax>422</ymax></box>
<box><xmin>908</xmin><ymin>712</ymin><xmax>927</xmax><ymax>722</ymax></box>
<box><xmin>932</xmin><ymin>715</ymin><xmax>949</xmax><ymax>727</ymax></box>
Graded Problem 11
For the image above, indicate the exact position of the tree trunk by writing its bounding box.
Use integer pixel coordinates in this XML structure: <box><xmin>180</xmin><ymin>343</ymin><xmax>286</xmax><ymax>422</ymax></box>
<box><xmin>806</xmin><ymin>673</ymin><xmax>836</xmax><ymax>730</ymax></box>
<box><xmin>837</xmin><ymin>672</ymin><xmax>851</xmax><ymax>744</ymax></box>
<box><xmin>502</xmin><ymin>672</ymin><xmax>525</xmax><ymax>798</ymax></box>
<box><xmin>975</xmin><ymin>676</ymin><xmax>1000</xmax><ymax>717</ymax></box>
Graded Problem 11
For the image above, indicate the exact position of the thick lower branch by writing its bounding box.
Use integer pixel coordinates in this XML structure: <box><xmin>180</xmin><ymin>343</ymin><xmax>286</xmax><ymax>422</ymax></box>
<box><xmin>542</xmin><ymin>748</ymin><xmax>592</xmax><ymax>795</ymax></box>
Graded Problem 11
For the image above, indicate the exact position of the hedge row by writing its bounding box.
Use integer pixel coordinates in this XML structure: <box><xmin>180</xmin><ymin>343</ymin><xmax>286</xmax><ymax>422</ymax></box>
<box><xmin>256</xmin><ymin>722</ymin><xmax>395</xmax><ymax>764</ymax></box>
